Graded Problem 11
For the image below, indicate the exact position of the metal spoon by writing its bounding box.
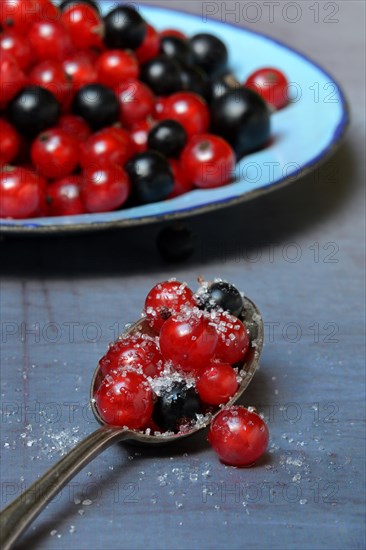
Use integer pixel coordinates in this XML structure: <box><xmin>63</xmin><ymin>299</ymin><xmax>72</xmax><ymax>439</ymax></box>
<box><xmin>0</xmin><ymin>296</ymin><xmax>263</xmax><ymax>550</ymax></box>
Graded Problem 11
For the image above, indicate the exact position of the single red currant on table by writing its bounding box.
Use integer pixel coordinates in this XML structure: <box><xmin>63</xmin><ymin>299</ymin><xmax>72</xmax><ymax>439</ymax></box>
<box><xmin>95</xmin><ymin>370</ymin><xmax>154</xmax><ymax>429</ymax></box>
<box><xmin>31</xmin><ymin>128</ymin><xmax>80</xmax><ymax>180</ymax></box>
<box><xmin>144</xmin><ymin>280</ymin><xmax>196</xmax><ymax>332</ymax></box>
<box><xmin>209</xmin><ymin>406</ymin><xmax>269</xmax><ymax>467</ymax></box>
<box><xmin>181</xmin><ymin>134</ymin><xmax>235</xmax><ymax>188</ymax></box>
<box><xmin>245</xmin><ymin>67</ymin><xmax>289</xmax><ymax>110</ymax></box>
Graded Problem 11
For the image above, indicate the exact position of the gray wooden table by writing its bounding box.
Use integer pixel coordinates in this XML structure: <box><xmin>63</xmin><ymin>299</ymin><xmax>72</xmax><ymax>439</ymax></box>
<box><xmin>1</xmin><ymin>1</ymin><xmax>365</xmax><ymax>549</ymax></box>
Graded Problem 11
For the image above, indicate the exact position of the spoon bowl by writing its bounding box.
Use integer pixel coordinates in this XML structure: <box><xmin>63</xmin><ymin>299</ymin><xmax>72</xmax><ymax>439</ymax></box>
<box><xmin>90</xmin><ymin>295</ymin><xmax>263</xmax><ymax>444</ymax></box>
<box><xmin>0</xmin><ymin>294</ymin><xmax>263</xmax><ymax>550</ymax></box>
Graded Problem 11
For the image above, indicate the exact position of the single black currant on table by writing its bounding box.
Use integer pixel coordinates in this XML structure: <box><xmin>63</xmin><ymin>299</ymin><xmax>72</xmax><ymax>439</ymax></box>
<box><xmin>190</xmin><ymin>33</ymin><xmax>228</xmax><ymax>77</ymax></box>
<box><xmin>200</xmin><ymin>281</ymin><xmax>244</xmax><ymax>318</ymax></box>
<box><xmin>157</xmin><ymin>225</ymin><xmax>195</xmax><ymax>262</ymax></box>
<box><xmin>148</xmin><ymin>120</ymin><xmax>187</xmax><ymax>158</ymax></box>
<box><xmin>125</xmin><ymin>151</ymin><xmax>174</xmax><ymax>204</ymax></box>
<box><xmin>72</xmin><ymin>84</ymin><xmax>119</xmax><ymax>131</ymax></box>
<box><xmin>160</xmin><ymin>36</ymin><xmax>193</xmax><ymax>66</ymax></box>
<box><xmin>104</xmin><ymin>6</ymin><xmax>147</xmax><ymax>50</ymax></box>
<box><xmin>152</xmin><ymin>381</ymin><xmax>202</xmax><ymax>433</ymax></box>
<box><xmin>140</xmin><ymin>55</ymin><xmax>183</xmax><ymax>96</ymax></box>
<box><xmin>8</xmin><ymin>86</ymin><xmax>60</xmax><ymax>137</ymax></box>
<box><xmin>59</xmin><ymin>0</ymin><xmax>100</xmax><ymax>14</ymax></box>
<box><xmin>206</xmin><ymin>73</ymin><xmax>241</xmax><ymax>104</ymax></box>
<box><xmin>210</xmin><ymin>88</ymin><xmax>271</xmax><ymax>158</ymax></box>
<box><xmin>179</xmin><ymin>63</ymin><xmax>208</xmax><ymax>97</ymax></box>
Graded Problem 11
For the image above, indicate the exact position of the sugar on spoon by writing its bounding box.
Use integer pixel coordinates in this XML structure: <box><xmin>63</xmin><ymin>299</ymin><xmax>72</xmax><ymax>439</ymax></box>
<box><xmin>0</xmin><ymin>295</ymin><xmax>263</xmax><ymax>550</ymax></box>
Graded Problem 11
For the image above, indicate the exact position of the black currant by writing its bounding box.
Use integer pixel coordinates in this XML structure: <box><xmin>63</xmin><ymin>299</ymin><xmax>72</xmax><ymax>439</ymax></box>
<box><xmin>180</xmin><ymin>63</ymin><xmax>208</xmax><ymax>97</ymax></box>
<box><xmin>148</xmin><ymin>120</ymin><xmax>187</xmax><ymax>158</ymax></box>
<box><xmin>200</xmin><ymin>281</ymin><xmax>244</xmax><ymax>318</ymax></box>
<box><xmin>7</xmin><ymin>86</ymin><xmax>60</xmax><ymax>137</ymax></box>
<box><xmin>59</xmin><ymin>0</ymin><xmax>100</xmax><ymax>14</ymax></box>
<box><xmin>190</xmin><ymin>33</ymin><xmax>228</xmax><ymax>77</ymax></box>
<box><xmin>152</xmin><ymin>381</ymin><xmax>202</xmax><ymax>433</ymax></box>
<box><xmin>125</xmin><ymin>151</ymin><xmax>174</xmax><ymax>204</ymax></box>
<box><xmin>157</xmin><ymin>225</ymin><xmax>195</xmax><ymax>262</ymax></box>
<box><xmin>104</xmin><ymin>6</ymin><xmax>147</xmax><ymax>50</ymax></box>
<box><xmin>160</xmin><ymin>36</ymin><xmax>193</xmax><ymax>66</ymax></box>
<box><xmin>140</xmin><ymin>55</ymin><xmax>183</xmax><ymax>96</ymax></box>
<box><xmin>206</xmin><ymin>73</ymin><xmax>241</xmax><ymax>104</ymax></box>
<box><xmin>210</xmin><ymin>88</ymin><xmax>271</xmax><ymax>157</ymax></box>
<box><xmin>72</xmin><ymin>84</ymin><xmax>119</xmax><ymax>130</ymax></box>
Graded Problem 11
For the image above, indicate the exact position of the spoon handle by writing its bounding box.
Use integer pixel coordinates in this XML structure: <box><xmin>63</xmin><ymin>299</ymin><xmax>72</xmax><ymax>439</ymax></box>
<box><xmin>0</xmin><ymin>426</ymin><xmax>130</xmax><ymax>550</ymax></box>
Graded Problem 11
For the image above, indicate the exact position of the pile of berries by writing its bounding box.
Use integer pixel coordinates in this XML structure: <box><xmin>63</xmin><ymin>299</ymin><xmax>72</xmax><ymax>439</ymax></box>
<box><xmin>93</xmin><ymin>278</ymin><xmax>269</xmax><ymax>467</ymax></box>
<box><xmin>0</xmin><ymin>0</ymin><xmax>288</xmax><ymax>220</ymax></box>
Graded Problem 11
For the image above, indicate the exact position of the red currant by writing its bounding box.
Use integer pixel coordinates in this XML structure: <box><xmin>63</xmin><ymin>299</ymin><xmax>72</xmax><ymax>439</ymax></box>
<box><xmin>208</xmin><ymin>406</ymin><xmax>269</xmax><ymax>467</ymax></box>
<box><xmin>28</xmin><ymin>21</ymin><xmax>74</xmax><ymax>63</ymax></box>
<box><xmin>56</xmin><ymin>114</ymin><xmax>91</xmax><ymax>142</ymax></box>
<box><xmin>135</xmin><ymin>24</ymin><xmax>160</xmax><ymax>64</ymax></box>
<box><xmin>145</xmin><ymin>280</ymin><xmax>196</xmax><ymax>333</ymax></box>
<box><xmin>0</xmin><ymin>31</ymin><xmax>31</xmax><ymax>70</ymax></box>
<box><xmin>47</xmin><ymin>175</ymin><xmax>85</xmax><ymax>217</ymax></box>
<box><xmin>81</xmin><ymin>164</ymin><xmax>130</xmax><ymax>213</ymax></box>
<box><xmin>62</xmin><ymin>52</ymin><xmax>98</xmax><ymax>91</ymax></box>
<box><xmin>0</xmin><ymin>0</ymin><xmax>41</xmax><ymax>33</ymax></box>
<box><xmin>154</xmin><ymin>96</ymin><xmax>169</xmax><ymax>119</ymax></box>
<box><xmin>159</xmin><ymin>312</ymin><xmax>218</xmax><ymax>372</ymax></box>
<box><xmin>181</xmin><ymin>134</ymin><xmax>235</xmax><ymax>188</ymax></box>
<box><xmin>0</xmin><ymin>166</ymin><xmax>46</xmax><ymax>219</ymax></box>
<box><xmin>0</xmin><ymin>119</ymin><xmax>20</xmax><ymax>165</ymax></box>
<box><xmin>213</xmin><ymin>312</ymin><xmax>249</xmax><ymax>365</ymax></box>
<box><xmin>245</xmin><ymin>67</ymin><xmax>289</xmax><ymax>110</ymax></box>
<box><xmin>99</xmin><ymin>335</ymin><xmax>163</xmax><ymax>378</ymax></box>
<box><xmin>129</xmin><ymin>119</ymin><xmax>152</xmax><ymax>154</ymax></box>
<box><xmin>167</xmin><ymin>160</ymin><xmax>194</xmax><ymax>198</ymax></box>
<box><xmin>96</xmin><ymin>50</ymin><xmax>139</xmax><ymax>88</ymax></box>
<box><xmin>80</xmin><ymin>127</ymin><xmax>133</xmax><ymax>170</ymax></box>
<box><xmin>35</xmin><ymin>0</ymin><xmax>60</xmax><ymax>22</ymax></box>
<box><xmin>196</xmin><ymin>362</ymin><xmax>238</xmax><ymax>405</ymax></box>
<box><xmin>0</xmin><ymin>52</ymin><xmax>27</xmax><ymax>109</ymax></box>
<box><xmin>115</xmin><ymin>79</ymin><xmax>155</xmax><ymax>127</ymax></box>
<box><xmin>61</xmin><ymin>4</ymin><xmax>104</xmax><ymax>50</ymax></box>
<box><xmin>94</xmin><ymin>370</ymin><xmax>154</xmax><ymax>429</ymax></box>
<box><xmin>158</xmin><ymin>92</ymin><xmax>209</xmax><ymax>137</ymax></box>
<box><xmin>31</xmin><ymin>128</ymin><xmax>80</xmax><ymax>180</ymax></box>
<box><xmin>29</xmin><ymin>60</ymin><xmax>72</xmax><ymax>108</ymax></box>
